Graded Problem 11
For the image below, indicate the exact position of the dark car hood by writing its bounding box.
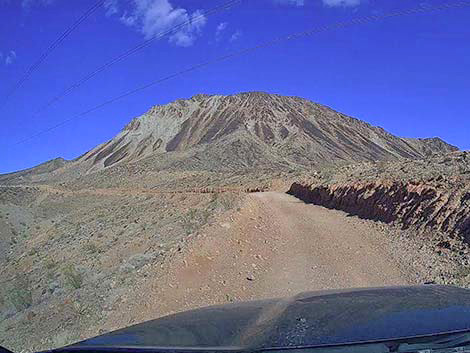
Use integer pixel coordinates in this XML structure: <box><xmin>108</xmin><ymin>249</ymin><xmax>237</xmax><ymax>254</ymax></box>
<box><xmin>61</xmin><ymin>285</ymin><xmax>470</xmax><ymax>351</ymax></box>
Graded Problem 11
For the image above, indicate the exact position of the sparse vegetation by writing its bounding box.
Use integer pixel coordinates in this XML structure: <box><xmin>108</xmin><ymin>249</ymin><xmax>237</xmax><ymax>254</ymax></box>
<box><xmin>44</xmin><ymin>258</ymin><xmax>57</xmax><ymax>270</ymax></box>
<box><xmin>62</xmin><ymin>264</ymin><xmax>83</xmax><ymax>290</ymax></box>
<box><xmin>457</xmin><ymin>266</ymin><xmax>470</xmax><ymax>279</ymax></box>
<box><xmin>181</xmin><ymin>208</ymin><xmax>211</xmax><ymax>235</ymax></box>
<box><xmin>7</xmin><ymin>276</ymin><xmax>32</xmax><ymax>311</ymax></box>
<box><xmin>217</xmin><ymin>193</ymin><xmax>236</xmax><ymax>211</ymax></box>
<box><xmin>83</xmin><ymin>242</ymin><xmax>99</xmax><ymax>254</ymax></box>
<box><xmin>209</xmin><ymin>192</ymin><xmax>237</xmax><ymax>212</ymax></box>
<box><xmin>51</xmin><ymin>330</ymin><xmax>80</xmax><ymax>349</ymax></box>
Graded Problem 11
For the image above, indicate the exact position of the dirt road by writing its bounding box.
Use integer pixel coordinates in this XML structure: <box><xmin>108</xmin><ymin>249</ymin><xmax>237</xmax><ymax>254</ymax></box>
<box><xmin>103</xmin><ymin>191</ymin><xmax>413</xmax><ymax>333</ymax></box>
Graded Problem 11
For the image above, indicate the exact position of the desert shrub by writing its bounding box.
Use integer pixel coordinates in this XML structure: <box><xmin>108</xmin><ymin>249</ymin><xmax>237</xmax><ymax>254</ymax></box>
<box><xmin>210</xmin><ymin>193</ymin><xmax>218</xmax><ymax>203</ymax></box>
<box><xmin>375</xmin><ymin>161</ymin><xmax>388</xmax><ymax>174</ymax></box>
<box><xmin>52</xmin><ymin>330</ymin><xmax>80</xmax><ymax>349</ymax></box>
<box><xmin>320</xmin><ymin>167</ymin><xmax>336</xmax><ymax>183</ymax></box>
<box><xmin>457</xmin><ymin>266</ymin><xmax>470</xmax><ymax>279</ymax></box>
<box><xmin>119</xmin><ymin>262</ymin><xmax>135</xmax><ymax>274</ymax></box>
<box><xmin>28</xmin><ymin>247</ymin><xmax>39</xmax><ymax>256</ymax></box>
<box><xmin>217</xmin><ymin>193</ymin><xmax>235</xmax><ymax>211</ymax></box>
<box><xmin>62</xmin><ymin>264</ymin><xmax>83</xmax><ymax>289</ymax></box>
<box><xmin>83</xmin><ymin>242</ymin><xmax>98</xmax><ymax>254</ymax></box>
<box><xmin>128</xmin><ymin>253</ymin><xmax>154</xmax><ymax>269</ymax></box>
<box><xmin>181</xmin><ymin>209</ymin><xmax>211</xmax><ymax>235</ymax></box>
<box><xmin>44</xmin><ymin>258</ymin><xmax>57</xmax><ymax>270</ymax></box>
<box><xmin>7</xmin><ymin>276</ymin><xmax>32</xmax><ymax>311</ymax></box>
<box><xmin>119</xmin><ymin>253</ymin><xmax>155</xmax><ymax>274</ymax></box>
<box><xmin>209</xmin><ymin>192</ymin><xmax>237</xmax><ymax>212</ymax></box>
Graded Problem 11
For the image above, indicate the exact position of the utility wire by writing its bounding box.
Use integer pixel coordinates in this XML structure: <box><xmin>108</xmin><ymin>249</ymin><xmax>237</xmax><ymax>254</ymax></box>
<box><xmin>13</xmin><ymin>1</ymin><xmax>470</xmax><ymax>146</ymax></box>
<box><xmin>0</xmin><ymin>0</ymin><xmax>105</xmax><ymax>109</ymax></box>
<box><xmin>30</xmin><ymin>0</ymin><xmax>242</xmax><ymax>118</ymax></box>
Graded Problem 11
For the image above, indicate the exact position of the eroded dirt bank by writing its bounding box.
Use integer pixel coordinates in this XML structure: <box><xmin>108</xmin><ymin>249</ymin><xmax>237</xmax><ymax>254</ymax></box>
<box><xmin>288</xmin><ymin>181</ymin><xmax>470</xmax><ymax>244</ymax></box>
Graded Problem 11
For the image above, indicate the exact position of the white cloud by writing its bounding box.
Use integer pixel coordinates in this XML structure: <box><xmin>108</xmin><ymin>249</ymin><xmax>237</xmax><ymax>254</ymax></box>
<box><xmin>216</xmin><ymin>22</ymin><xmax>227</xmax><ymax>34</ymax></box>
<box><xmin>215</xmin><ymin>22</ymin><xmax>228</xmax><ymax>41</ymax></box>
<box><xmin>114</xmin><ymin>0</ymin><xmax>207</xmax><ymax>47</ymax></box>
<box><xmin>322</xmin><ymin>0</ymin><xmax>361</xmax><ymax>7</ymax></box>
<box><xmin>274</xmin><ymin>0</ymin><xmax>305</xmax><ymax>6</ymax></box>
<box><xmin>230</xmin><ymin>30</ymin><xmax>242</xmax><ymax>42</ymax></box>
<box><xmin>5</xmin><ymin>50</ymin><xmax>16</xmax><ymax>65</ymax></box>
<box><xmin>217</xmin><ymin>22</ymin><xmax>228</xmax><ymax>32</ymax></box>
<box><xmin>104</xmin><ymin>0</ymin><xmax>119</xmax><ymax>17</ymax></box>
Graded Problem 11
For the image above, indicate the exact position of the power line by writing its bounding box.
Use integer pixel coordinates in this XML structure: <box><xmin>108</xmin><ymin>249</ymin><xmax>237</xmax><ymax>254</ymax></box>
<box><xmin>0</xmin><ymin>0</ymin><xmax>105</xmax><ymax>109</ymax></box>
<box><xmin>30</xmin><ymin>0</ymin><xmax>242</xmax><ymax>118</ymax></box>
<box><xmin>13</xmin><ymin>0</ymin><xmax>470</xmax><ymax>146</ymax></box>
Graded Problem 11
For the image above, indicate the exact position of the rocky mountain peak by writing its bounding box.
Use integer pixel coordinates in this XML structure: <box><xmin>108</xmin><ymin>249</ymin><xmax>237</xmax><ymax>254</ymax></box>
<box><xmin>0</xmin><ymin>92</ymin><xmax>458</xmax><ymax>183</ymax></box>
<box><xmin>74</xmin><ymin>92</ymin><xmax>458</xmax><ymax>171</ymax></box>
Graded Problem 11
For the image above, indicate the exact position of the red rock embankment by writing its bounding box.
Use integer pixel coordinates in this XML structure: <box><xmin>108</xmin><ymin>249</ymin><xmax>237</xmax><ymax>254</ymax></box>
<box><xmin>288</xmin><ymin>181</ymin><xmax>470</xmax><ymax>243</ymax></box>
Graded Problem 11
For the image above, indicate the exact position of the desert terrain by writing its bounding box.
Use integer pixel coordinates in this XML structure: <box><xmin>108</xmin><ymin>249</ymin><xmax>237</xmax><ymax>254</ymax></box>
<box><xmin>0</xmin><ymin>92</ymin><xmax>468</xmax><ymax>351</ymax></box>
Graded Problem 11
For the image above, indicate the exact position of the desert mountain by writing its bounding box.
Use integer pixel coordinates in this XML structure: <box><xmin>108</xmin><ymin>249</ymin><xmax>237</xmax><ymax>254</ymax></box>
<box><xmin>0</xmin><ymin>92</ymin><xmax>467</xmax><ymax>352</ymax></box>
<box><xmin>0</xmin><ymin>92</ymin><xmax>457</xmax><ymax>184</ymax></box>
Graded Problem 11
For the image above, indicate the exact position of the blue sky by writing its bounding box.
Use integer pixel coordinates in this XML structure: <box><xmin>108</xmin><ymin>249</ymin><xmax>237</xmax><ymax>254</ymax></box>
<box><xmin>0</xmin><ymin>0</ymin><xmax>469</xmax><ymax>174</ymax></box>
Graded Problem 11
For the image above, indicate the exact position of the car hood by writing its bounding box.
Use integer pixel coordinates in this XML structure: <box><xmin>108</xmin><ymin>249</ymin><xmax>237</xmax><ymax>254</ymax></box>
<box><xmin>60</xmin><ymin>285</ymin><xmax>470</xmax><ymax>351</ymax></box>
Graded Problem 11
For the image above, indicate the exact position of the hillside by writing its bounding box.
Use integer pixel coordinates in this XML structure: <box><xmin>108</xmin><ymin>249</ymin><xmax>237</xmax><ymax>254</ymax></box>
<box><xmin>0</xmin><ymin>92</ymin><xmax>457</xmax><ymax>186</ymax></box>
<box><xmin>0</xmin><ymin>158</ymin><xmax>69</xmax><ymax>185</ymax></box>
<box><xmin>78</xmin><ymin>92</ymin><xmax>456</xmax><ymax>171</ymax></box>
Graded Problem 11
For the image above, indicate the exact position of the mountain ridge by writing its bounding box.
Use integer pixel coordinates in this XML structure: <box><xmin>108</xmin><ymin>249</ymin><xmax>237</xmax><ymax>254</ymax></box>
<box><xmin>0</xmin><ymin>92</ymin><xmax>458</xmax><ymax>185</ymax></box>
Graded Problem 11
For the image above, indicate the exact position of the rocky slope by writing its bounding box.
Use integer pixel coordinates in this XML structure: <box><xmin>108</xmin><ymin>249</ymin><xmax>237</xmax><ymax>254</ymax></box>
<box><xmin>0</xmin><ymin>158</ymin><xmax>69</xmax><ymax>185</ymax></box>
<box><xmin>0</xmin><ymin>183</ymin><xmax>243</xmax><ymax>351</ymax></box>
<box><xmin>288</xmin><ymin>151</ymin><xmax>470</xmax><ymax>244</ymax></box>
<box><xmin>78</xmin><ymin>92</ymin><xmax>456</xmax><ymax>170</ymax></box>
<box><xmin>0</xmin><ymin>92</ymin><xmax>457</xmax><ymax>186</ymax></box>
